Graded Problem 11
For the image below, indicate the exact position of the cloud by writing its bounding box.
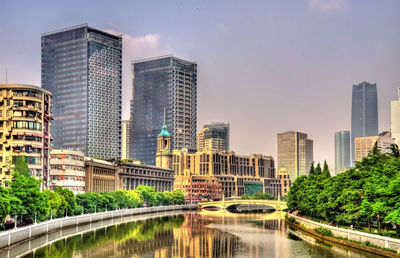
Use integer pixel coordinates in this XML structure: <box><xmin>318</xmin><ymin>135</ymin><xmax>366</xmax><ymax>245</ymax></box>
<box><xmin>104</xmin><ymin>30</ymin><xmax>170</xmax><ymax>120</ymax></box>
<box><xmin>307</xmin><ymin>0</ymin><xmax>345</xmax><ymax>13</ymax></box>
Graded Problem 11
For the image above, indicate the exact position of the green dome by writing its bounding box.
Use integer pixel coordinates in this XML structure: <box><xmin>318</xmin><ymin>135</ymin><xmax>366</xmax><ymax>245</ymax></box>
<box><xmin>158</xmin><ymin>125</ymin><xmax>171</xmax><ymax>137</ymax></box>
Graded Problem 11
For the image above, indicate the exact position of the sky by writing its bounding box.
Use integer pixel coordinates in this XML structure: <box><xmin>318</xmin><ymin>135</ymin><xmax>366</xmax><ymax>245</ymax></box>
<box><xmin>1</xmin><ymin>0</ymin><xmax>399</xmax><ymax>169</ymax></box>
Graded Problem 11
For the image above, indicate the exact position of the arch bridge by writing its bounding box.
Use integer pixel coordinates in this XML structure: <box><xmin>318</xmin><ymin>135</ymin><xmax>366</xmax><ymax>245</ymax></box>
<box><xmin>198</xmin><ymin>199</ymin><xmax>287</xmax><ymax>211</ymax></box>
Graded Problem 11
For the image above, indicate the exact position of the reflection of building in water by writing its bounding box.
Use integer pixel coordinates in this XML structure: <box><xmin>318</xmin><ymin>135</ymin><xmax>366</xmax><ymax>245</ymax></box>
<box><xmin>171</xmin><ymin>213</ymin><xmax>241</xmax><ymax>257</ymax></box>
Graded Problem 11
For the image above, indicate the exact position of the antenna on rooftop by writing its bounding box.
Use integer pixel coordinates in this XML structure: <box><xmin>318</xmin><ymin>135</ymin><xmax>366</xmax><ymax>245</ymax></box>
<box><xmin>163</xmin><ymin>108</ymin><xmax>166</xmax><ymax>125</ymax></box>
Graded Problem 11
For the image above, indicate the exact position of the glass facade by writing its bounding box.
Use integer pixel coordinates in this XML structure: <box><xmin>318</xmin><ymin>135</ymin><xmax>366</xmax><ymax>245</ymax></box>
<box><xmin>198</xmin><ymin>122</ymin><xmax>230</xmax><ymax>152</ymax></box>
<box><xmin>41</xmin><ymin>24</ymin><xmax>122</xmax><ymax>158</ymax></box>
<box><xmin>334</xmin><ymin>130</ymin><xmax>350</xmax><ymax>175</ymax></box>
<box><xmin>351</xmin><ymin>82</ymin><xmax>378</xmax><ymax>165</ymax></box>
<box><xmin>131</xmin><ymin>55</ymin><xmax>197</xmax><ymax>165</ymax></box>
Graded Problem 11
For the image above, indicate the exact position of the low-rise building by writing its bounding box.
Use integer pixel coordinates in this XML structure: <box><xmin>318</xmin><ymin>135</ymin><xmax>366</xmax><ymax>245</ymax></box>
<box><xmin>49</xmin><ymin>150</ymin><xmax>85</xmax><ymax>193</ymax></box>
<box><xmin>0</xmin><ymin>84</ymin><xmax>52</xmax><ymax>187</ymax></box>
<box><xmin>118</xmin><ymin>162</ymin><xmax>174</xmax><ymax>192</ymax></box>
<box><xmin>355</xmin><ymin>131</ymin><xmax>394</xmax><ymax>162</ymax></box>
<box><xmin>85</xmin><ymin>157</ymin><xmax>118</xmax><ymax>193</ymax></box>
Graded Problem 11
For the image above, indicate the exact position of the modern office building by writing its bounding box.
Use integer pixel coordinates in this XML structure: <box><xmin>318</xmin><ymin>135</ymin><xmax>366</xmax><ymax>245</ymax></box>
<box><xmin>41</xmin><ymin>24</ymin><xmax>122</xmax><ymax>159</ymax></box>
<box><xmin>334</xmin><ymin>130</ymin><xmax>351</xmax><ymax>175</ymax></box>
<box><xmin>121</xmin><ymin>120</ymin><xmax>131</xmax><ymax>159</ymax></box>
<box><xmin>84</xmin><ymin>157</ymin><xmax>118</xmax><ymax>193</ymax></box>
<box><xmin>49</xmin><ymin>149</ymin><xmax>85</xmax><ymax>194</ymax></box>
<box><xmin>277</xmin><ymin>131</ymin><xmax>313</xmax><ymax>181</ymax></box>
<box><xmin>197</xmin><ymin>122</ymin><xmax>229</xmax><ymax>152</ymax></box>
<box><xmin>171</xmin><ymin>149</ymin><xmax>276</xmax><ymax>198</ymax></box>
<box><xmin>391</xmin><ymin>88</ymin><xmax>400</xmax><ymax>145</ymax></box>
<box><xmin>354</xmin><ymin>131</ymin><xmax>393</xmax><ymax>163</ymax></box>
<box><xmin>131</xmin><ymin>55</ymin><xmax>197</xmax><ymax>165</ymax></box>
<box><xmin>351</xmin><ymin>82</ymin><xmax>378</xmax><ymax>165</ymax></box>
<box><xmin>0</xmin><ymin>84</ymin><xmax>52</xmax><ymax>187</ymax></box>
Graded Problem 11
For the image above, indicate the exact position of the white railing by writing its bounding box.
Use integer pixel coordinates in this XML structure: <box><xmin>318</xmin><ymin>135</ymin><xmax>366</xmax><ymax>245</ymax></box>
<box><xmin>0</xmin><ymin>204</ymin><xmax>197</xmax><ymax>250</ymax></box>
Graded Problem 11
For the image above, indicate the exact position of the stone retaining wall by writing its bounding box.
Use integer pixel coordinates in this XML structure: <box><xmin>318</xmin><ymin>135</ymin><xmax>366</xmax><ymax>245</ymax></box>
<box><xmin>0</xmin><ymin>205</ymin><xmax>197</xmax><ymax>250</ymax></box>
<box><xmin>288</xmin><ymin>213</ymin><xmax>400</xmax><ymax>252</ymax></box>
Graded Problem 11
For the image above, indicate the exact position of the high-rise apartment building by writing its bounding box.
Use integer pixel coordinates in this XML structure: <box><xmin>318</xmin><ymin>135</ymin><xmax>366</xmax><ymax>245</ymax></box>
<box><xmin>334</xmin><ymin>130</ymin><xmax>351</xmax><ymax>175</ymax></box>
<box><xmin>131</xmin><ymin>55</ymin><xmax>197</xmax><ymax>165</ymax></box>
<box><xmin>197</xmin><ymin>122</ymin><xmax>229</xmax><ymax>152</ymax></box>
<box><xmin>351</xmin><ymin>82</ymin><xmax>378</xmax><ymax>165</ymax></box>
<box><xmin>277</xmin><ymin>131</ymin><xmax>313</xmax><ymax>181</ymax></box>
<box><xmin>121</xmin><ymin>120</ymin><xmax>131</xmax><ymax>159</ymax></box>
<box><xmin>41</xmin><ymin>24</ymin><xmax>122</xmax><ymax>159</ymax></box>
<box><xmin>391</xmin><ymin>88</ymin><xmax>400</xmax><ymax>145</ymax></box>
<box><xmin>355</xmin><ymin>131</ymin><xmax>393</xmax><ymax>163</ymax></box>
<box><xmin>0</xmin><ymin>84</ymin><xmax>52</xmax><ymax>187</ymax></box>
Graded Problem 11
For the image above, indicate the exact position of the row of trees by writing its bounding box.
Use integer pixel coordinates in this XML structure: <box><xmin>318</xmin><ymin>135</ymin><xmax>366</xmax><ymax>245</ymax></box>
<box><xmin>241</xmin><ymin>192</ymin><xmax>274</xmax><ymax>200</ymax></box>
<box><xmin>0</xmin><ymin>156</ymin><xmax>185</xmax><ymax>227</ymax></box>
<box><xmin>287</xmin><ymin>143</ymin><xmax>400</xmax><ymax>235</ymax></box>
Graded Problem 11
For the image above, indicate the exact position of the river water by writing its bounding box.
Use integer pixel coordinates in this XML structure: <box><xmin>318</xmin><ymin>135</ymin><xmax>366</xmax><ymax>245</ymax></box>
<box><xmin>20</xmin><ymin>210</ymin><xmax>377</xmax><ymax>258</ymax></box>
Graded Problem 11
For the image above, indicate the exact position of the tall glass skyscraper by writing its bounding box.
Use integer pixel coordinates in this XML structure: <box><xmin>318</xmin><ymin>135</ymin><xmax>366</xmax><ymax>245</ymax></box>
<box><xmin>197</xmin><ymin>122</ymin><xmax>230</xmax><ymax>152</ymax></box>
<box><xmin>351</xmin><ymin>82</ymin><xmax>378</xmax><ymax>165</ymax></box>
<box><xmin>41</xmin><ymin>24</ymin><xmax>122</xmax><ymax>158</ymax></box>
<box><xmin>334</xmin><ymin>130</ymin><xmax>350</xmax><ymax>175</ymax></box>
<box><xmin>131</xmin><ymin>55</ymin><xmax>197</xmax><ymax>165</ymax></box>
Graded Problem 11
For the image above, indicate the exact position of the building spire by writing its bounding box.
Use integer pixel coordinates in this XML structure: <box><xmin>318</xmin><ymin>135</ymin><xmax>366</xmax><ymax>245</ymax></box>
<box><xmin>163</xmin><ymin>107</ymin><xmax>166</xmax><ymax>125</ymax></box>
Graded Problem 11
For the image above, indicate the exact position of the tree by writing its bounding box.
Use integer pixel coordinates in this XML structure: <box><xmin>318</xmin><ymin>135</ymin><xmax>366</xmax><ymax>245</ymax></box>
<box><xmin>55</xmin><ymin>187</ymin><xmax>76</xmax><ymax>215</ymax></box>
<box><xmin>43</xmin><ymin>189</ymin><xmax>66</xmax><ymax>218</ymax></box>
<box><xmin>136</xmin><ymin>185</ymin><xmax>157</xmax><ymax>206</ymax></box>
<box><xmin>170</xmin><ymin>189</ymin><xmax>185</xmax><ymax>205</ymax></box>
<box><xmin>14</xmin><ymin>156</ymin><xmax>31</xmax><ymax>177</ymax></box>
<box><xmin>314</xmin><ymin>162</ymin><xmax>322</xmax><ymax>175</ymax></box>
<box><xmin>309</xmin><ymin>162</ymin><xmax>315</xmax><ymax>175</ymax></box>
<box><xmin>390</xmin><ymin>144</ymin><xmax>400</xmax><ymax>158</ymax></box>
<box><xmin>110</xmin><ymin>190</ymin><xmax>130</xmax><ymax>209</ymax></box>
<box><xmin>9</xmin><ymin>172</ymin><xmax>49</xmax><ymax>221</ymax></box>
<box><xmin>322</xmin><ymin>160</ymin><xmax>331</xmax><ymax>178</ymax></box>
<box><xmin>0</xmin><ymin>187</ymin><xmax>10</xmax><ymax>224</ymax></box>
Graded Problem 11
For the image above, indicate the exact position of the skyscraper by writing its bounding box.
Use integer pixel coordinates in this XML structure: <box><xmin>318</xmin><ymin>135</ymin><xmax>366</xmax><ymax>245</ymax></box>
<box><xmin>121</xmin><ymin>120</ymin><xmax>131</xmax><ymax>159</ymax></box>
<box><xmin>197</xmin><ymin>122</ymin><xmax>230</xmax><ymax>152</ymax></box>
<box><xmin>391</xmin><ymin>88</ymin><xmax>400</xmax><ymax>145</ymax></box>
<box><xmin>334</xmin><ymin>130</ymin><xmax>350</xmax><ymax>175</ymax></box>
<box><xmin>351</xmin><ymin>82</ymin><xmax>378</xmax><ymax>165</ymax></box>
<box><xmin>41</xmin><ymin>24</ymin><xmax>122</xmax><ymax>158</ymax></box>
<box><xmin>277</xmin><ymin>131</ymin><xmax>313</xmax><ymax>181</ymax></box>
<box><xmin>131</xmin><ymin>55</ymin><xmax>197</xmax><ymax>165</ymax></box>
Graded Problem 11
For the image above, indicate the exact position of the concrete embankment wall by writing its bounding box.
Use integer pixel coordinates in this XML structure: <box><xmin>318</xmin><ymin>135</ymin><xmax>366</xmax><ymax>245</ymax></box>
<box><xmin>288</xmin><ymin>213</ymin><xmax>400</xmax><ymax>252</ymax></box>
<box><xmin>0</xmin><ymin>205</ymin><xmax>197</xmax><ymax>250</ymax></box>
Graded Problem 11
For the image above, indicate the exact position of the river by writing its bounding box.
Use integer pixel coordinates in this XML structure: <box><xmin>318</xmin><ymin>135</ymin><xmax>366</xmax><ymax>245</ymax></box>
<box><xmin>18</xmin><ymin>210</ymin><xmax>378</xmax><ymax>258</ymax></box>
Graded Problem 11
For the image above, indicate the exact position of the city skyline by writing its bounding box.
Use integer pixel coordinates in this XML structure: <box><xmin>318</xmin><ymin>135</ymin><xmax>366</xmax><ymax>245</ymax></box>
<box><xmin>1</xmin><ymin>1</ymin><xmax>399</xmax><ymax>168</ymax></box>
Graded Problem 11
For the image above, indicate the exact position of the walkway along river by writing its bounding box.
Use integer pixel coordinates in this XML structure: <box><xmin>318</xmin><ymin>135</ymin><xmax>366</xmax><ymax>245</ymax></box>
<box><xmin>2</xmin><ymin>208</ymin><xmax>386</xmax><ymax>258</ymax></box>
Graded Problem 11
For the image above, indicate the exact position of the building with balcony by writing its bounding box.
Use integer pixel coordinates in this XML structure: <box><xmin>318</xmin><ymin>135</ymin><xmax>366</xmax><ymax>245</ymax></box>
<box><xmin>197</xmin><ymin>122</ymin><xmax>229</xmax><ymax>152</ymax></box>
<box><xmin>49</xmin><ymin>149</ymin><xmax>85</xmax><ymax>194</ymax></box>
<box><xmin>131</xmin><ymin>55</ymin><xmax>197</xmax><ymax>165</ymax></box>
<box><xmin>0</xmin><ymin>84</ymin><xmax>52</xmax><ymax>187</ymax></box>
<box><xmin>42</xmin><ymin>24</ymin><xmax>122</xmax><ymax>159</ymax></box>
<box><xmin>85</xmin><ymin>157</ymin><xmax>118</xmax><ymax>193</ymax></box>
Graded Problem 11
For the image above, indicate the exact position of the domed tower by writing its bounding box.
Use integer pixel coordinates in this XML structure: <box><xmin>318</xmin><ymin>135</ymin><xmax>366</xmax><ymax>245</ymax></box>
<box><xmin>156</xmin><ymin>114</ymin><xmax>172</xmax><ymax>169</ymax></box>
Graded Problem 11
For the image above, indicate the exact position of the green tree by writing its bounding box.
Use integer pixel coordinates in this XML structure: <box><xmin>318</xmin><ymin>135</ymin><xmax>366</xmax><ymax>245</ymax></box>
<box><xmin>0</xmin><ymin>187</ymin><xmax>10</xmax><ymax>224</ymax></box>
<box><xmin>54</xmin><ymin>187</ymin><xmax>76</xmax><ymax>216</ymax></box>
<box><xmin>14</xmin><ymin>155</ymin><xmax>31</xmax><ymax>177</ymax></box>
<box><xmin>314</xmin><ymin>162</ymin><xmax>322</xmax><ymax>175</ymax></box>
<box><xmin>136</xmin><ymin>185</ymin><xmax>157</xmax><ymax>206</ymax></box>
<box><xmin>43</xmin><ymin>189</ymin><xmax>67</xmax><ymax>218</ymax></box>
<box><xmin>9</xmin><ymin>172</ymin><xmax>49</xmax><ymax>221</ymax></box>
<box><xmin>390</xmin><ymin>144</ymin><xmax>400</xmax><ymax>158</ymax></box>
<box><xmin>309</xmin><ymin>161</ymin><xmax>315</xmax><ymax>175</ymax></box>
<box><xmin>322</xmin><ymin>160</ymin><xmax>331</xmax><ymax>177</ymax></box>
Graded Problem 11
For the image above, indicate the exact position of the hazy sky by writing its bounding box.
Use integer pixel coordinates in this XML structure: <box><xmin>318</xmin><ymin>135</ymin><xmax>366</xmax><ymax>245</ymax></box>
<box><xmin>1</xmin><ymin>0</ymin><xmax>399</xmax><ymax>169</ymax></box>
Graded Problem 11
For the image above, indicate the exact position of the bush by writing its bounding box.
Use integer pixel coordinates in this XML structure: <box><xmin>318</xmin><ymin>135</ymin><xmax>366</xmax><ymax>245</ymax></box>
<box><xmin>287</xmin><ymin>217</ymin><xmax>298</xmax><ymax>224</ymax></box>
<box><xmin>314</xmin><ymin>227</ymin><xmax>333</xmax><ymax>237</ymax></box>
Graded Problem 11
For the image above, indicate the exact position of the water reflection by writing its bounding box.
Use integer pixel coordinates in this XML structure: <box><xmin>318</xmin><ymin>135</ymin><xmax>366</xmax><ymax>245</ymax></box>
<box><xmin>20</xmin><ymin>211</ymin><xmax>377</xmax><ymax>258</ymax></box>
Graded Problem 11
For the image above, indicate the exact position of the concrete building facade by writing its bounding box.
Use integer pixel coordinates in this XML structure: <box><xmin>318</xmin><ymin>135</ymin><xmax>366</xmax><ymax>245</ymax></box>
<box><xmin>278</xmin><ymin>168</ymin><xmax>291</xmax><ymax>196</ymax></box>
<box><xmin>354</xmin><ymin>131</ymin><xmax>394</xmax><ymax>163</ymax></box>
<box><xmin>131</xmin><ymin>55</ymin><xmax>197</xmax><ymax>165</ymax></box>
<box><xmin>0</xmin><ymin>84</ymin><xmax>52</xmax><ymax>187</ymax></box>
<box><xmin>49</xmin><ymin>149</ymin><xmax>85</xmax><ymax>193</ymax></box>
<box><xmin>121</xmin><ymin>120</ymin><xmax>131</xmax><ymax>159</ymax></box>
<box><xmin>172</xmin><ymin>149</ymin><xmax>276</xmax><ymax>198</ymax></box>
<box><xmin>335</xmin><ymin>130</ymin><xmax>351</xmax><ymax>175</ymax></box>
<box><xmin>85</xmin><ymin>157</ymin><xmax>118</xmax><ymax>193</ymax></box>
<box><xmin>277</xmin><ymin>131</ymin><xmax>313</xmax><ymax>181</ymax></box>
<box><xmin>391</xmin><ymin>88</ymin><xmax>400</xmax><ymax>145</ymax></box>
<box><xmin>197</xmin><ymin>122</ymin><xmax>229</xmax><ymax>152</ymax></box>
<box><xmin>351</xmin><ymin>82</ymin><xmax>378</xmax><ymax>165</ymax></box>
<box><xmin>41</xmin><ymin>24</ymin><xmax>122</xmax><ymax>159</ymax></box>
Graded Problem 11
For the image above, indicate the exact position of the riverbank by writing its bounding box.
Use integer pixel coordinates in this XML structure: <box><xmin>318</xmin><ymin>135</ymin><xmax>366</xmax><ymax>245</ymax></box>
<box><xmin>287</xmin><ymin>213</ymin><xmax>400</xmax><ymax>257</ymax></box>
<box><xmin>0</xmin><ymin>205</ymin><xmax>197</xmax><ymax>251</ymax></box>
